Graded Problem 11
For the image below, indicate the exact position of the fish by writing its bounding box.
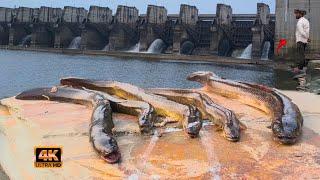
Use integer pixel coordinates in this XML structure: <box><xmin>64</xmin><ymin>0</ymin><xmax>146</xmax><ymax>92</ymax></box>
<box><xmin>80</xmin><ymin>87</ymin><xmax>155</xmax><ymax>134</ymax></box>
<box><xmin>147</xmin><ymin>88</ymin><xmax>241</xmax><ymax>142</ymax></box>
<box><xmin>187</xmin><ymin>71</ymin><xmax>303</xmax><ymax>145</ymax></box>
<box><xmin>15</xmin><ymin>87</ymin><xmax>121</xmax><ymax>163</ymax></box>
<box><xmin>60</xmin><ymin>78</ymin><xmax>203</xmax><ymax>138</ymax></box>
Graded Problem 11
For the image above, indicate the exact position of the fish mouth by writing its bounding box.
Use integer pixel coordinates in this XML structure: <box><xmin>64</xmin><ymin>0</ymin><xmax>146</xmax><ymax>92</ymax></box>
<box><xmin>226</xmin><ymin>135</ymin><xmax>240</xmax><ymax>142</ymax></box>
<box><xmin>139</xmin><ymin>117</ymin><xmax>153</xmax><ymax>134</ymax></box>
<box><xmin>186</xmin><ymin>74</ymin><xmax>198</xmax><ymax>81</ymax></box>
<box><xmin>224</xmin><ymin>126</ymin><xmax>240</xmax><ymax>142</ymax></box>
<box><xmin>188</xmin><ymin>132</ymin><xmax>199</xmax><ymax>138</ymax></box>
<box><xmin>101</xmin><ymin>150</ymin><xmax>121</xmax><ymax>164</ymax></box>
<box><xmin>186</xmin><ymin>118</ymin><xmax>202</xmax><ymax>138</ymax></box>
<box><xmin>185</xmin><ymin>107</ymin><xmax>202</xmax><ymax>138</ymax></box>
<box><xmin>276</xmin><ymin>136</ymin><xmax>298</xmax><ymax>145</ymax></box>
<box><xmin>186</xmin><ymin>74</ymin><xmax>204</xmax><ymax>83</ymax></box>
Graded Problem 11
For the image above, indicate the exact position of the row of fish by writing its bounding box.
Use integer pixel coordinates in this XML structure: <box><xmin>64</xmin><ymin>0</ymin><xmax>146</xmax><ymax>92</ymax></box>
<box><xmin>15</xmin><ymin>71</ymin><xmax>303</xmax><ymax>164</ymax></box>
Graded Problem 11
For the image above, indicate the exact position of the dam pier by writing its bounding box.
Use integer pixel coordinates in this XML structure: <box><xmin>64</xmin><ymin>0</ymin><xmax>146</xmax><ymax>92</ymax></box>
<box><xmin>0</xmin><ymin>3</ymin><xmax>275</xmax><ymax>59</ymax></box>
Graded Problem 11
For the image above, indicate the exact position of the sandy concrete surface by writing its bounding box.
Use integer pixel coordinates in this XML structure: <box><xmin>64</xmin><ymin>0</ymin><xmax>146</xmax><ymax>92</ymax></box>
<box><xmin>0</xmin><ymin>91</ymin><xmax>319</xmax><ymax>179</ymax></box>
<box><xmin>281</xmin><ymin>91</ymin><xmax>320</xmax><ymax>134</ymax></box>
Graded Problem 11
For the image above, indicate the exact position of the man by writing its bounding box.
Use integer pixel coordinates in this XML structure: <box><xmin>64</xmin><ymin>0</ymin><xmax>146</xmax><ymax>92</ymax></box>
<box><xmin>293</xmin><ymin>9</ymin><xmax>310</xmax><ymax>73</ymax></box>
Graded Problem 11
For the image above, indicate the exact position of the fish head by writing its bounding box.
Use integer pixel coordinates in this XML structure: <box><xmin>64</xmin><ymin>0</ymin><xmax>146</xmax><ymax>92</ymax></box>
<box><xmin>15</xmin><ymin>88</ymin><xmax>51</xmax><ymax>100</ymax></box>
<box><xmin>95</xmin><ymin>134</ymin><xmax>121</xmax><ymax>164</ymax></box>
<box><xmin>187</xmin><ymin>71</ymin><xmax>218</xmax><ymax>84</ymax></box>
<box><xmin>224</xmin><ymin>123</ymin><xmax>240</xmax><ymax>142</ymax></box>
<box><xmin>272</xmin><ymin>117</ymin><xmax>302</xmax><ymax>145</ymax></box>
<box><xmin>223</xmin><ymin>112</ymin><xmax>241</xmax><ymax>142</ymax></box>
<box><xmin>92</xmin><ymin>94</ymin><xmax>106</xmax><ymax>106</ymax></box>
<box><xmin>276</xmin><ymin>137</ymin><xmax>297</xmax><ymax>145</ymax></box>
<box><xmin>138</xmin><ymin>107</ymin><xmax>154</xmax><ymax>134</ymax></box>
<box><xmin>185</xmin><ymin>106</ymin><xmax>202</xmax><ymax>138</ymax></box>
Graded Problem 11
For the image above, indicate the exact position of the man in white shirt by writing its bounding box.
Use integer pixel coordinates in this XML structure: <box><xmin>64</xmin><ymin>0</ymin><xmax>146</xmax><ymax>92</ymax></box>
<box><xmin>293</xmin><ymin>9</ymin><xmax>310</xmax><ymax>73</ymax></box>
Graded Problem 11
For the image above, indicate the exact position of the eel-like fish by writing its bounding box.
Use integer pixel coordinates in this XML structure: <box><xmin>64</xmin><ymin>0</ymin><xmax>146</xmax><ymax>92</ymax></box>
<box><xmin>187</xmin><ymin>71</ymin><xmax>303</xmax><ymax>145</ymax></box>
<box><xmin>147</xmin><ymin>88</ymin><xmax>241</xmax><ymax>142</ymax></box>
<box><xmin>82</xmin><ymin>87</ymin><xmax>155</xmax><ymax>134</ymax></box>
<box><xmin>60</xmin><ymin>78</ymin><xmax>203</xmax><ymax>137</ymax></box>
<box><xmin>15</xmin><ymin>87</ymin><xmax>121</xmax><ymax>163</ymax></box>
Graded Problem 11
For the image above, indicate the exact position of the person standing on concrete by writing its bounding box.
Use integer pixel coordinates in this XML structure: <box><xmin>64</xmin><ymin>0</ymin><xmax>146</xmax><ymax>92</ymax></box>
<box><xmin>293</xmin><ymin>9</ymin><xmax>310</xmax><ymax>73</ymax></box>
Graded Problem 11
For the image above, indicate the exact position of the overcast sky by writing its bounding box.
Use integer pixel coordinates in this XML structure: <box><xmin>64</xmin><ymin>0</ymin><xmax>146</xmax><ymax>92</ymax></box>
<box><xmin>0</xmin><ymin>0</ymin><xmax>275</xmax><ymax>14</ymax></box>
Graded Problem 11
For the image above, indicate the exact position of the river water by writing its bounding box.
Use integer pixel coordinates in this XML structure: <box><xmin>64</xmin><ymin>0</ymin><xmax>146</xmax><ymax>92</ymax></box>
<box><xmin>0</xmin><ymin>49</ymin><xmax>294</xmax><ymax>99</ymax></box>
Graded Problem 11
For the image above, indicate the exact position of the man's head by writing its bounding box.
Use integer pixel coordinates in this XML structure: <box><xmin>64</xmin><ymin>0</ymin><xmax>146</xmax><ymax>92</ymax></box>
<box><xmin>294</xmin><ymin>9</ymin><xmax>306</xmax><ymax>19</ymax></box>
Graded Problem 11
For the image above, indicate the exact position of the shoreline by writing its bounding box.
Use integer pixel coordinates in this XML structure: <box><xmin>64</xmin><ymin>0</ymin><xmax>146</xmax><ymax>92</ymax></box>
<box><xmin>0</xmin><ymin>45</ymin><xmax>274</xmax><ymax>66</ymax></box>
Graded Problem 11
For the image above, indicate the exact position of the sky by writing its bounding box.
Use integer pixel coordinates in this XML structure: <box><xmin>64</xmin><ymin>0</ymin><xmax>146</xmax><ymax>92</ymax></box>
<box><xmin>0</xmin><ymin>0</ymin><xmax>275</xmax><ymax>14</ymax></box>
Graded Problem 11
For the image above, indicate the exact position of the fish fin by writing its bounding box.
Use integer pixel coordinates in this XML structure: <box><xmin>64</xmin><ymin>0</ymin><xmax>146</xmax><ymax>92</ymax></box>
<box><xmin>240</xmin><ymin>121</ymin><xmax>247</xmax><ymax>130</ymax></box>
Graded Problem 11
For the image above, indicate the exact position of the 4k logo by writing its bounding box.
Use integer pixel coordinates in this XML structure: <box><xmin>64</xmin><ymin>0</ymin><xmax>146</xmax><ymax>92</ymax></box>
<box><xmin>34</xmin><ymin>147</ymin><xmax>62</xmax><ymax>168</ymax></box>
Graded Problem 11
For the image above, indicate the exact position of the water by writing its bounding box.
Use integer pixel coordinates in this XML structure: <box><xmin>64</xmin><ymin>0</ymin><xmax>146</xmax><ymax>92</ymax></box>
<box><xmin>234</xmin><ymin>41</ymin><xmax>271</xmax><ymax>60</ymax></box>
<box><xmin>180</xmin><ymin>41</ymin><xmax>195</xmax><ymax>55</ymax></box>
<box><xmin>127</xmin><ymin>43</ymin><xmax>140</xmax><ymax>52</ymax></box>
<box><xmin>102</xmin><ymin>44</ymin><xmax>110</xmax><ymax>51</ymax></box>
<box><xmin>18</xmin><ymin>35</ymin><xmax>32</xmax><ymax>47</ymax></box>
<box><xmin>239</xmin><ymin>44</ymin><xmax>252</xmax><ymax>59</ymax></box>
<box><xmin>231</xmin><ymin>49</ymin><xmax>244</xmax><ymax>58</ymax></box>
<box><xmin>68</xmin><ymin>36</ymin><xmax>81</xmax><ymax>49</ymax></box>
<box><xmin>261</xmin><ymin>41</ymin><xmax>271</xmax><ymax>60</ymax></box>
<box><xmin>127</xmin><ymin>39</ymin><xmax>166</xmax><ymax>54</ymax></box>
<box><xmin>0</xmin><ymin>49</ymin><xmax>286</xmax><ymax>99</ymax></box>
<box><xmin>147</xmin><ymin>39</ymin><xmax>166</xmax><ymax>54</ymax></box>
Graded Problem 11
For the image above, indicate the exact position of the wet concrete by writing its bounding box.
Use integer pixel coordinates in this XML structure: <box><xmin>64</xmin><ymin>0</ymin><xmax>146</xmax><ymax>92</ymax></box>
<box><xmin>0</xmin><ymin>91</ymin><xmax>319</xmax><ymax>179</ymax></box>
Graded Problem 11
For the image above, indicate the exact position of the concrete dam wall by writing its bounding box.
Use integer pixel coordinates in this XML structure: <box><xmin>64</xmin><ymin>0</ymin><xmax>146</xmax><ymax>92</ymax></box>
<box><xmin>0</xmin><ymin>4</ymin><xmax>275</xmax><ymax>59</ymax></box>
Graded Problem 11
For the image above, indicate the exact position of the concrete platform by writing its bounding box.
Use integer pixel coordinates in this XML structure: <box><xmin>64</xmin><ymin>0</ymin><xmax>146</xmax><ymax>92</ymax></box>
<box><xmin>0</xmin><ymin>91</ymin><xmax>319</xmax><ymax>179</ymax></box>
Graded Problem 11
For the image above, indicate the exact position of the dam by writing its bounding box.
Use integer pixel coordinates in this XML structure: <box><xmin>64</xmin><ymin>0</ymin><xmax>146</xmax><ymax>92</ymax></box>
<box><xmin>0</xmin><ymin>3</ymin><xmax>275</xmax><ymax>59</ymax></box>
<box><xmin>1</xmin><ymin>1</ymin><xmax>320</xmax><ymax>179</ymax></box>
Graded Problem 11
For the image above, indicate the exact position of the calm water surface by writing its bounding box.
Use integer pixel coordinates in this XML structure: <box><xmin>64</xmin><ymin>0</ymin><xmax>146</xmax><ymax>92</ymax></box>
<box><xmin>0</xmin><ymin>50</ymin><xmax>293</xmax><ymax>99</ymax></box>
